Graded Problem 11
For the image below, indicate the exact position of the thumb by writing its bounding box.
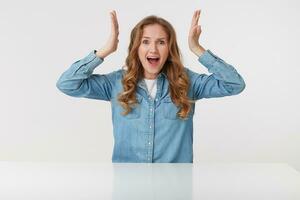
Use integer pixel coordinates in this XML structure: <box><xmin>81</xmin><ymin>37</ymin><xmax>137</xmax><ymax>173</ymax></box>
<box><xmin>196</xmin><ymin>25</ymin><xmax>201</xmax><ymax>35</ymax></box>
<box><xmin>190</xmin><ymin>25</ymin><xmax>197</xmax><ymax>35</ymax></box>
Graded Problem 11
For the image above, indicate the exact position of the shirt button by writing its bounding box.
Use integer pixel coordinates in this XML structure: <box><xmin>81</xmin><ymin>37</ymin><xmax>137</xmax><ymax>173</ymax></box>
<box><xmin>155</xmin><ymin>99</ymin><xmax>158</xmax><ymax>101</ymax></box>
<box><xmin>150</xmin><ymin>126</ymin><xmax>152</xmax><ymax>129</ymax></box>
<box><xmin>148</xmin><ymin>142</ymin><xmax>151</xmax><ymax>145</ymax></box>
<box><xmin>150</xmin><ymin>108</ymin><xmax>152</xmax><ymax>111</ymax></box>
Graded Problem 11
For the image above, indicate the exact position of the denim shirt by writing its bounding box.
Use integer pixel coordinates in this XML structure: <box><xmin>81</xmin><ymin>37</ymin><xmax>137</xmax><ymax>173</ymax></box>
<box><xmin>56</xmin><ymin>49</ymin><xmax>246</xmax><ymax>163</ymax></box>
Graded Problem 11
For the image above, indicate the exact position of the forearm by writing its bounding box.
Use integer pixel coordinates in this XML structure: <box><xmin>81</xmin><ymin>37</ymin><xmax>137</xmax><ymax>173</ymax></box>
<box><xmin>198</xmin><ymin>50</ymin><xmax>246</xmax><ymax>95</ymax></box>
<box><xmin>95</xmin><ymin>49</ymin><xmax>110</xmax><ymax>59</ymax></box>
<box><xmin>56</xmin><ymin>51</ymin><xmax>103</xmax><ymax>92</ymax></box>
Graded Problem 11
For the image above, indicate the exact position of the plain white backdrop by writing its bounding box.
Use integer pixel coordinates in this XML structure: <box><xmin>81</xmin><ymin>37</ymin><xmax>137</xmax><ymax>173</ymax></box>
<box><xmin>0</xmin><ymin>0</ymin><xmax>299</xmax><ymax>171</ymax></box>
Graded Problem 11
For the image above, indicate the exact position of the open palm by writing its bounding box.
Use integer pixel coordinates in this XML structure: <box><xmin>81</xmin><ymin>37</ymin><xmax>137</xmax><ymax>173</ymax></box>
<box><xmin>188</xmin><ymin>10</ymin><xmax>202</xmax><ymax>53</ymax></box>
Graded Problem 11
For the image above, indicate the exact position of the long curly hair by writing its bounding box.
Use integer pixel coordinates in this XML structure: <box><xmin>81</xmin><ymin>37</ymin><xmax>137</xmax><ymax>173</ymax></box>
<box><xmin>117</xmin><ymin>15</ymin><xmax>195</xmax><ymax>120</ymax></box>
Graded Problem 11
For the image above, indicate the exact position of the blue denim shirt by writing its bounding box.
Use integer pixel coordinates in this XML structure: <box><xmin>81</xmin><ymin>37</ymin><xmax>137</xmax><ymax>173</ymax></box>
<box><xmin>56</xmin><ymin>49</ymin><xmax>245</xmax><ymax>163</ymax></box>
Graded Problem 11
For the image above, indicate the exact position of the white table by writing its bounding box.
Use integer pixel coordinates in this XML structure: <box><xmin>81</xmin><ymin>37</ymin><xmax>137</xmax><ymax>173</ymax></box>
<box><xmin>0</xmin><ymin>162</ymin><xmax>299</xmax><ymax>200</ymax></box>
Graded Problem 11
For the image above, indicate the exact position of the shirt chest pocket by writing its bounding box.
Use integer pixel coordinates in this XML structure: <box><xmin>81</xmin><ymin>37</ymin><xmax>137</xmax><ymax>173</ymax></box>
<box><xmin>162</xmin><ymin>96</ymin><xmax>194</xmax><ymax>120</ymax></box>
<box><xmin>162</xmin><ymin>96</ymin><xmax>180</xmax><ymax>120</ymax></box>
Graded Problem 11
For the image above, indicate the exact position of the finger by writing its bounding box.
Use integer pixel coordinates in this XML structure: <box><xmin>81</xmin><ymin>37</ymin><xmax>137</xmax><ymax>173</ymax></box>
<box><xmin>191</xmin><ymin>10</ymin><xmax>197</xmax><ymax>27</ymax></box>
<box><xmin>110</xmin><ymin>11</ymin><xmax>117</xmax><ymax>25</ymax></box>
<box><xmin>191</xmin><ymin>25</ymin><xmax>201</xmax><ymax>36</ymax></box>
<box><xmin>110</xmin><ymin>12</ymin><xmax>114</xmax><ymax>29</ymax></box>
<box><xmin>113</xmin><ymin>12</ymin><xmax>119</xmax><ymax>32</ymax></box>
<box><xmin>110</xmin><ymin>11</ymin><xmax>119</xmax><ymax>34</ymax></box>
<box><xmin>189</xmin><ymin>25</ymin><xmax>197</xmax><ymax>36</ymax></box>
<box><xmin>110</xmin><ymin>12</ymin><xmax>115</xmax><ymax>32</ymax></box>
<box><xmin>197</xmin><ymin>25</ymin><xmax>201</xmax><ymax>35</ymax></box>
<box><xmin>195</xmin><ymin>10</ymin><xmax>201</xmax><ymax>25</ymax></box>
<box><xmin>113</xmin><ymin>11</ymin><xmax>119</xmax><ymax>30</ymax></box>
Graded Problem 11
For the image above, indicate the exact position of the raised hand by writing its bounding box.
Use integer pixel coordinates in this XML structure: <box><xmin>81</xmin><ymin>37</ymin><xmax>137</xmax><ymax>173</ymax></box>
<box><xmin>188</xmin><ymin>9</ymin><xmax>205</xmax><ymax>57</ymax></box>
<box><xmin>96</xmin><ymin>10</ymin><xmax>119</xmax><ymax>59</ymax></box>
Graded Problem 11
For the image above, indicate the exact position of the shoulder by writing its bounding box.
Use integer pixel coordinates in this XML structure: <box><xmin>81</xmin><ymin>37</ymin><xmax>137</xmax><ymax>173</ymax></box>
<box><xmin>183</xmin><ymin>66</ymin><xmax>208</xmax><ymax>86</ymax></box>
<box><xmin>105</xmin><ymin>68</ymin><xmax>125</xmax><ymax>79</ymax></box>
<box><xmin>183</xmin><ymin>67</ymin><xmax>201</xmax><ymax>79</ymax></box>
<box><xmin>97</xmin><ymin>68</ymin><xmax>124</xmax><ymax>88</ymax></box>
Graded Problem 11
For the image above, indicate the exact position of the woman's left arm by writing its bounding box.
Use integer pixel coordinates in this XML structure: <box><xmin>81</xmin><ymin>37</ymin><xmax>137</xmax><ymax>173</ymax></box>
<box><xmin>188</xmin><ymin>10</ymin><xmax>246</xmax><ymax>100</ymax></box>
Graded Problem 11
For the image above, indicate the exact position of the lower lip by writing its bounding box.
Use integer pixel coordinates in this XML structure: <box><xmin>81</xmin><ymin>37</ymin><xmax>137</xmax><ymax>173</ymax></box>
<box><xmin>147</xmin><ymin>60</ymin><xmax>160</xmax><ymax>67</ymax></box>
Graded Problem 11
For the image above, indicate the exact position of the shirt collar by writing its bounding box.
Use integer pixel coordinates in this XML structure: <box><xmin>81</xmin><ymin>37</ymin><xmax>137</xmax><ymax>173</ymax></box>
<box><xmin>137</xmin><ymin>71</ymin><xmax>166</xmax><ymax>89</ymax></box>
<box><xmin>157</xmin><ymin>71</ymin><xmax>167</xmax><ymax>79</ymax></box>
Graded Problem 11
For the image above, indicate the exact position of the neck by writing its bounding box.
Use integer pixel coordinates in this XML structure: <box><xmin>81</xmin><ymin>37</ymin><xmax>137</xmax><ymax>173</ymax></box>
<box><xmin>144</xmin><ymin>75</ymin><xmax>157</xmax><ymax>80</ymax></box>
<box><xmin>143</xmin><ymin>72</ymin><xmax>158</xmax><ymax>80</ymax></box>
<box><xmin>144</xmin><ymin>77</ymin><xmax>157</xmax><ymax>80</ymax></box>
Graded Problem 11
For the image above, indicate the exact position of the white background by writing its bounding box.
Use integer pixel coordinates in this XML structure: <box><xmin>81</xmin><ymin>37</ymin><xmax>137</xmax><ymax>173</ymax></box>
<box><xmin>0</xmin><ymin>0</ymin><xmax>299</xmax><ymax>171</ymax></box>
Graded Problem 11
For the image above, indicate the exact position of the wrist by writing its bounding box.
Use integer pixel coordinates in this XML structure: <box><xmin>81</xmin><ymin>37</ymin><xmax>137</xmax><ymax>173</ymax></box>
<box><xmin>192</xmin><ymin>45</ymin><xmax>206</xmax><ymax>57</ymax></box>
<box><xmin>95</xmin><ymin>49</ymin><xmax>110</xmax><ymax>59</ymax></box>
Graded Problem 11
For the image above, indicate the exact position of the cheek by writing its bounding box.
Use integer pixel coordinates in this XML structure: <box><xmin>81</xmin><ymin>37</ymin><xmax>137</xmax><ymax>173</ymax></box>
<box><xmin>137</xmin><ymin>48</ymin><xmax>144</xmax><ymax>61</ymax></box>
<box><xmin>138</xmin><ymin>47</ymin><xmax>146</xmax><ymax>56</ymax></box>
<box><xmin>160</xmin><ymin>47</ymin><xmax>169</xmax><ymax>59</ymax></box>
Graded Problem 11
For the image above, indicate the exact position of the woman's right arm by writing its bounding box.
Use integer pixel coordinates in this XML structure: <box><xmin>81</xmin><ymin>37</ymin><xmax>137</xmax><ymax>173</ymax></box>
<box><xmin>56</xmin><ymin>10</ymin><xmax>120</xmax><ymax>101</ymax></box>
<box><xmin>56</xmin><ymin>50</ymin><xmax>117</xmax><ymax>101</ymax></box>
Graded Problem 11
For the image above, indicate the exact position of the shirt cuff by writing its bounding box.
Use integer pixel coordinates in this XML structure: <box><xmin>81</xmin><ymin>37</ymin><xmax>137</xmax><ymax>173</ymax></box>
<box><xmin>198</xmin><ymin>49</ymin><xmax>219</xmax><ymax>70</ymax></box>
<box><xmin>81</xmin><ymin>50</ymin><xmax>104</xmax><ymax>72</ymax></box>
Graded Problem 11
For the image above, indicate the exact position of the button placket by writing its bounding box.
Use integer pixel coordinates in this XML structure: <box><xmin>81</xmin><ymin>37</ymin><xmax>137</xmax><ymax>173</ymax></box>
<box><xmin>146</xmin><ymin>96</ymin><xmax>155</xmax><ymax>163</ymax></box>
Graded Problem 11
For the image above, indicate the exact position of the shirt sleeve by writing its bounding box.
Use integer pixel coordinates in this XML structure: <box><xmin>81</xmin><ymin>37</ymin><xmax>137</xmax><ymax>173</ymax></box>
<box><xmin>187</xmin><ymin>49</ymin><xmax>246</xmax><ymax>100</ymax></box>
<box><xmin>56</xmin><ymin>50</ymin><xmax>117</xmax><ymax>101</ymax></box>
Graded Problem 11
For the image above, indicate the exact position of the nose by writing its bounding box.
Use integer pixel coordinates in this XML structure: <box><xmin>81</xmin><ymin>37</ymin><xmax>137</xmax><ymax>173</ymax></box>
<box><xmin>149</xmin><ymin>42</ymin><xmax>158</xmax><ymax>53</ymax></box>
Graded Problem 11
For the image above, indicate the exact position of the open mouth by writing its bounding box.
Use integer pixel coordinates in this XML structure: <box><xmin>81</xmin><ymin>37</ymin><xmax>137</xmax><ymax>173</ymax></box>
<box><xmin>147</xmin><ymin>56</ymin><xmax>160</xmax><ymax>65</ymax></box>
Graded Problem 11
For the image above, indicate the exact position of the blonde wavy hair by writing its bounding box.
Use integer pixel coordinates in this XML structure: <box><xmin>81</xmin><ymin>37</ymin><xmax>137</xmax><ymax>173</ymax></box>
<box><xmin>117</xmin><ymin>15</ymin><xmax>195</xmax><ymax>120</ymax></box>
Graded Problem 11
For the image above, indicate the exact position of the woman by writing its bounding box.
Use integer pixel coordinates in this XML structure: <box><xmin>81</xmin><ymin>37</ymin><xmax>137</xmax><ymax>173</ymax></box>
<box><xmin>56</xmin><ymin>10</ymin><xmax>246</xmax><ymax>163</ymax></box>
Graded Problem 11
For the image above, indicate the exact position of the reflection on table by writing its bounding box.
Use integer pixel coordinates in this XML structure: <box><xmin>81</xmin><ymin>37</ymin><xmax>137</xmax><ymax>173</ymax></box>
<box><xmin>0</xmin><ymin>162</ymin><xmax>299</xmax><ymax>200</ymax></box>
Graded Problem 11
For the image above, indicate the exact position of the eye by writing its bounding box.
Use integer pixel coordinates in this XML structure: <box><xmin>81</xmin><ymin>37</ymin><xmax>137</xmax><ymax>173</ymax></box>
<box><xmin>159</xmin><ymin>40</ymin><xmax>165</xmax><ymax>45</ymax></box>
<box><xmin>142</xmin><ymin>40</ymin><xmax>149</xmax><ymax>44</ymax></box>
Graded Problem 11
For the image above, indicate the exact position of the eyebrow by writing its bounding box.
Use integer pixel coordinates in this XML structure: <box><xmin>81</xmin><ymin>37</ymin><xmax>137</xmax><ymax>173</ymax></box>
<box><xmin>142</xmin><ymin>37</ymin><xmax>167</xmax><ymax>40</ymax></box>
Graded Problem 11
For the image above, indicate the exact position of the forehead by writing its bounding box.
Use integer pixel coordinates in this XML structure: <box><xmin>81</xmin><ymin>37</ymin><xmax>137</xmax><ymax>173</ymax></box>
<box><xmin>142</xmin><ymin>24</ymin><xmax>168</xmax><ymax>39</ymax></box>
